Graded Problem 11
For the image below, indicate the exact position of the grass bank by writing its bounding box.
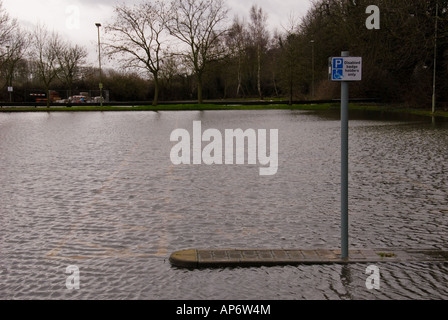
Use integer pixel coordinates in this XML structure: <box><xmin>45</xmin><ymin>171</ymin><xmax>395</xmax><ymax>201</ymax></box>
<box><xmin>349</xmin><ymin>104</ymin><xmax>448</xmax><ymax>119</ymax></box>
<box><xmin>0</xmin><ymin>103</ymin><xmax>334</xmax><ymax>112</ymax></box>
<box><xmin>0</xmin><ymin>103</ymin><xmax>447</xmax><ymax>118</ymax></box>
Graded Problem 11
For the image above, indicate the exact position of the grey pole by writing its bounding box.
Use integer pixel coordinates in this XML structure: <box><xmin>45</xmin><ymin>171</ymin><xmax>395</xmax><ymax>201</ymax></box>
<box><xmin>432</xmin><ymin>3</ymin><xmax>439</xmax><ymax>114</ymax></box>
<box><xmin>7</xmin><ymin>45</ymin><xmax>12</xmax><ymax>103</ymax></box>
<box><xmin>341</xmin><ymin>51</ymin><xmax>350</xmax><ymax>260</ymax></box>
<box><xmin>96</xmin><ymin>23</ymin><xmax>103</xmax><ymax>107</ymax></box>
<box><xmin>311</xmin><ymin>40</ymin><xmax>315</xmax><ymax>99</ymax></box>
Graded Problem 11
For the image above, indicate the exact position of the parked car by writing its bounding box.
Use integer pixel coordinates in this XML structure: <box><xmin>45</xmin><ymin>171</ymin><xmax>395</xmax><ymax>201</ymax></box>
<box><xmin>93</xmin><ymin>96</ymin><xmax>104</xmax><ymax>103</ymax></box>
<box><xmin>69</xmin><ymin>95</ymin><xmax>89</xmax><ymax>103</ymax></box>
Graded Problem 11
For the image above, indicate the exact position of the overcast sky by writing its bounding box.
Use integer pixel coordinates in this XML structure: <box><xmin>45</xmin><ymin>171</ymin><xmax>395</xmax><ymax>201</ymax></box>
<box><xmin>3</xmin><ymin>0</ymin><xmax>312</xmax><ymax>65</ymax></box>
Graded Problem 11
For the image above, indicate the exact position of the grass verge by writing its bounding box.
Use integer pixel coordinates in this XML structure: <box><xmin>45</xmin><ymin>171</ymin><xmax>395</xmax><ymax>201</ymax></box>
<box><xmin>0</xmin><ymin>103</ymin><xmax>447</xmax><ymax>118</ymax></box>
<box><xmin>0</xmin><ymin>103</ymin><xmax>335</xmax><ymax>113</ymax></box>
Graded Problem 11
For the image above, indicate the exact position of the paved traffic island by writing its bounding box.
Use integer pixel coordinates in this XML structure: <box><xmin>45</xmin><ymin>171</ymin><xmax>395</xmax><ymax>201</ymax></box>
<box><xmin>169</xmin><ymin>249</ymin><xmax>448</xmax><ymax>268</ymax></box>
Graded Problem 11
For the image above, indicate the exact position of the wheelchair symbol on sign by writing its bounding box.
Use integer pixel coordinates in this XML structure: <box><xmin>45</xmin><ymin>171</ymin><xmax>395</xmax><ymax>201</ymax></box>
<box><xmin>332</xmin><ymin>58</ymin><xmax>344</xmax><ymax>80</ymax></box>
<box><xmin>333</xmin><ymin>69</ymin><xmax>344</xmax><ymax>80</ymax></box>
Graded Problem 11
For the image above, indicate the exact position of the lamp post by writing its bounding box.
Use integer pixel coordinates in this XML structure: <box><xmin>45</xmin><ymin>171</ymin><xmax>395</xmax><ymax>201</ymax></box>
<box><xmin>6</xmin><ymin>45</ymin><xmax>12</xmax><ymax>102</ymax></box>
<box><xmin>432</xmin><ymin>3</ymin><xmax>439</xmax><ymax>114</ymax></box>
<box><xmin>95</xmin><ymin>23</ymin><xmax>103</xmax><ymax>107</ymax></box>
<box><xmin>310</xmin><ymin>40</ymin><xmax>315</xmax><ymax>99</ymax></box>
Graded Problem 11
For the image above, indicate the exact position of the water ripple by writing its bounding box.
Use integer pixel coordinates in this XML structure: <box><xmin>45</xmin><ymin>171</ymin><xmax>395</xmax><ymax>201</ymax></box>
<box><xmin>1</xmin><ymin>111</ymin><xmax>448</xmax><ymax>300</ymax></box>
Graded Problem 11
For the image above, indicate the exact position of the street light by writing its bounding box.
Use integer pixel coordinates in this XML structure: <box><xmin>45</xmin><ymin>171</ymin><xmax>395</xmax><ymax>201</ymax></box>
<box><xmin>432</xmin><ymin>3</ymin><xmax>439</xmax><ymax>114</ymax></box>
<box><xmin>6</xmin><ymin>45</ymin><xmax>12</xmax><ymax>103</ymax></box>
<box><xmin>310</xmin><ymin>40</ymin><xmax>315</xmax><ymax>99</ymax></box>
<box><xmin>95</xmin><ymin>23</ymin><xmax>103</xmax><ymax>107</ymax></box>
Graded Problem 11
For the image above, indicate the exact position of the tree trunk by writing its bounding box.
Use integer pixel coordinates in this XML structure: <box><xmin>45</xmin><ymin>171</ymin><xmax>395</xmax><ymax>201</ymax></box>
<box><xmin>68</xmin><ymin>79</ymin><xmax>73</xmax><ymax>99</ymax></box>
<box><xmin>197</xmin><ymin>73</ymin><xmax>203</xmax><ymax>104</ymax></box>
<box><xmin>236</xmin><ymin>56</ymin><xmax>242</xmax><ymax>97</ymax></box>
<box><xmin>257</xmin><ymin>44</ymin><xmax>262</xmax><ymax>100</ymax></box>
<box><xmin>153</xmin><ymin>73</ymin><xmax>160</xmax><ymax>106</ymax></box>
<box><xmin>46</xmin><ymin>88</ymin><xmax>51</xmax><ymax>108</ymax></box>
<box><xmin>289</xmin><ymin>67</ymin><xmax>293</xmax><ymax>105</ymax></box>
<box><xmin>272</xmin><ymin>70</ymin><xmax>279</xmax><ymax>97</ymax></box>
<box><xmin>289</xmin><ymin>78</ymin><xmax>293</xmax><ymax>106</ymax></box>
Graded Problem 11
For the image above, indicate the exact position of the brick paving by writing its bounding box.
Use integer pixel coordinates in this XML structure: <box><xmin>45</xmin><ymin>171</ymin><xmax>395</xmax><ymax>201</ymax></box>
<box><xmin>169</xmin><ymin>248</ymin><xmax>448</xmax><ymax>268</ymax></box>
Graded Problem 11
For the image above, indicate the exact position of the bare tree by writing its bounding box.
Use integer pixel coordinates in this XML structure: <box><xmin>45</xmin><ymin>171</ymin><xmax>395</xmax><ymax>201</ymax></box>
<box><xmin>0</xmin><ymin>0</ymin><xmax>19</xmax><ymax>94</ymax></box>
<box><xmin>159</xmin><ymin>53</ymin><xmax>189</xmax><ymax>97</ymax></box>
<box><xmin>29</xmin><ymin>24</ymin><xmax>62</xmax><ymax>107</ymax></box>
<box><xmin>226</xmin><ymin>16</ymin><xmax>248</xmax><ymax>97</ymax></box>
<box><xmin>278</xmin><ymin>32</ymin><xmax>303</xmax><ymax>104</ymax></box>
<box><xmin>249</xmin><ymin>5</ymin><xmax>269</xmax><ymax>100</ymax></box>
<box><xmin>0</xmin><ymin>0</ymin><xmax>16</xmax><ymax>62</ymax></box>
<box><xmin>105</xmin><ymin>1</ymin><xmax>168</xmax><ymax>106</ymax></box>
<box><xmin>167</xmin><ymin>0</ymin><xmax>228</xmax><ymax>104</ymax></box>
<box><xmin>56</xmin><ymin>42</ymin><xmax>88</xmax><ymax>98</ymax></box>
<box><xmin>3</xmin><ymin>27</ymin><xmax>28</xmax><ymax>100</ymax></box>
<box><xmin>277</xmin><ymin>14</ymin><xmax>304</xmax><ymax>104</ymax></box>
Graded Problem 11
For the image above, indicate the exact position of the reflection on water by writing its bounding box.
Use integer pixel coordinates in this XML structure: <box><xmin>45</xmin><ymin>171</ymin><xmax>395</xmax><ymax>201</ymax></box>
<box><xmin>0</xmin><ymin>110</ymin><xmax>447</xmax><ymax>300</ymax></box>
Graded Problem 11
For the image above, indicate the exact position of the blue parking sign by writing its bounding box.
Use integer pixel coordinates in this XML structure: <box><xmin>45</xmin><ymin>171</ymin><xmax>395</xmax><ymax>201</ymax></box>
<box><xmin>330</xmin><ymin>56</ymin><xmax>362</xmax><ymax>82</ymax></box>
<box><xmin>332</xmin><ymin>58</ymin><xmax>344</xmax><ymax>80</ymax></box>
<box><xmin>333</xmin><ymin>58</ymin><xmax>343</xmax><ymax>69</ymax></box>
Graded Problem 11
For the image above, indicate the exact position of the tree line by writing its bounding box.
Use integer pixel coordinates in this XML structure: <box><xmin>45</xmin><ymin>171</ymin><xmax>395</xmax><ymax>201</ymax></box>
<box><xmin>301</xmin><ymin>0</ymin><xmax>448</xmax><ymax>108</ymax></box>
<box><xmin>1</xmin><ymin>0</ymin><xmax>447</xmax><ymax>109</ymax></box>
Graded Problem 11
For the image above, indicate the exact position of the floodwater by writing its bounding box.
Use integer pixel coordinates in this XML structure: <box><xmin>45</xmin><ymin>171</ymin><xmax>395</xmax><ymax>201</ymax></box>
<box><xmin>0</xmin><ymin>109</ymin><xmax>447</xmax><ymax>300</ymax></box>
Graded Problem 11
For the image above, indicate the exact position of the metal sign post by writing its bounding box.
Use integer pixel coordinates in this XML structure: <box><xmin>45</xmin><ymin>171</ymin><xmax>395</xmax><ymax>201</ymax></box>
<box><xmin>340</xmin><ymin>51</ymin><xmax>350</xmax><ymax>260</ymax></box>
<box><xmin>330</xmin><ymin>51</ymin><xmax>362</xmax><ymax>260</ymax></box>
<box><xmin>8</xmin><ymin>86</ymin><xmax>13</xmax><ymax>103</ymax></box>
